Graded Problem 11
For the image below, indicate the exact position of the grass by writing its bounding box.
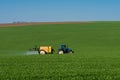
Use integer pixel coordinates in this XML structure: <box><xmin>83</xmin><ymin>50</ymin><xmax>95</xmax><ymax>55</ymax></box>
<box><xmin>0</xmin><ymin>22</ymin><xmax>120</xmax><ymax>80</ymax></box>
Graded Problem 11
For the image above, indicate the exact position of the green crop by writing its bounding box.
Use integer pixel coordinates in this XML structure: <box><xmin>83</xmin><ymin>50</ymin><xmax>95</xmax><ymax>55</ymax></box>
<box><xmin>0</xmin><ymin>22</ymin><xmax>120</xmax><ymax>80</ymax></box>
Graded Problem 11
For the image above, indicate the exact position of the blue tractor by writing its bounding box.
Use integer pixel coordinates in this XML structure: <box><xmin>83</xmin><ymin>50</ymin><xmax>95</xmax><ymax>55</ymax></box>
<box><xmin>58</xmin><ymin>44</ymin><xmax>74</xmax><ymax>54</ymax></box>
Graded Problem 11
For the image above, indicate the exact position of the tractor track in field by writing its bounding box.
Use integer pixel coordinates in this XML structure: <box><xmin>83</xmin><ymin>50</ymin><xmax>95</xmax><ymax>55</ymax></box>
<box><xmin>0</xmin><ymin>22</ymin><xmax>94</xmax><ymax>27</ymax></box>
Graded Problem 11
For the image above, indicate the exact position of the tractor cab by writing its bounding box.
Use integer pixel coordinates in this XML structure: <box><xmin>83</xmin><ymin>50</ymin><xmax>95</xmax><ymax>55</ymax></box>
<box><xmin>58</xmin><ymin>44</ymin><xmax>74</xmax><ymax>54</ymax></box>
<box><xmin>60</xmin><ymin>44</ymin><xmax>67</xmax><ymax>51</ymax></box>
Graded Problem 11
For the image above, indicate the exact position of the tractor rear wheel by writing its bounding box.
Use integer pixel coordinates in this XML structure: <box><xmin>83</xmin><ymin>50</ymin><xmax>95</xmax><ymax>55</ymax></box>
<box><xmin>58</xmin><ymin>50</ymin><xmax>64</xmax><ymax>54</ymax></box>
<box><xmin>40</xmin><ymin>51</ymin><xmax>46</xmax><ymax>55</ymax></box>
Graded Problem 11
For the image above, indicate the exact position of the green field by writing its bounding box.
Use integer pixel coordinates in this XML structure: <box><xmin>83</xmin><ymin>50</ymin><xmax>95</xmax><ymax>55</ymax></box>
<box><xmin>0</xmin><ymin>22</ymin><xmax>120</xmax><ymax>80</ymax></box>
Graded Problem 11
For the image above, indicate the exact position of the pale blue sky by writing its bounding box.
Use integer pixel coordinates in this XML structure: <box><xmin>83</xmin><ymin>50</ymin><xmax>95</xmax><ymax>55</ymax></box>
<box><xmin>0</xmin><ymin>0</ymin><xmax>120</xmax><ymax>23</ymax></box>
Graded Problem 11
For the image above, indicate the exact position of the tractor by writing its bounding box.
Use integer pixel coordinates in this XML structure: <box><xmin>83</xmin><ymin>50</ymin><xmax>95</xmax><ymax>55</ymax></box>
<box><xmin>58</xmin><ymin>44</ymin><xmax>74</xmax><ymax>54</ymax></box>
<box><xmin>29</xmin><ymin>44</ymin><xmax>74</xmax><ymax>55</ymax></box>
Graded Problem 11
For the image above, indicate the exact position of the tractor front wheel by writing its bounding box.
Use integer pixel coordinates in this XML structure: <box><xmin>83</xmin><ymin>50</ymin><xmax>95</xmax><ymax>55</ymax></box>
<box><xmin>69</xmin><ymin>51</ymin><xmax>74</xmax><ymax>54</ymax></box>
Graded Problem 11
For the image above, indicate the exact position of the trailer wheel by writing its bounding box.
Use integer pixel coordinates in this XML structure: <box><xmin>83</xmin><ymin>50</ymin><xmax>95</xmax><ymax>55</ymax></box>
<box><xmin>58</xmin><ymin>50</ymin><xmax>64</xmax><ymax>54</ymax></box>
<box><xmin>40</xmin><ymin>51</ymin><xmax>46</xmax><ymax>55</ymax></box>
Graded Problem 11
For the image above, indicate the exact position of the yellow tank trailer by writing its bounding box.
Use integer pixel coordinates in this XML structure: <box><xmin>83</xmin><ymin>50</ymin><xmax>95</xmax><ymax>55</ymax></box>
<box><xmin>38</xmin><ymin>46</ymin><xmax>54</xmax><ymax>54</ymax></box>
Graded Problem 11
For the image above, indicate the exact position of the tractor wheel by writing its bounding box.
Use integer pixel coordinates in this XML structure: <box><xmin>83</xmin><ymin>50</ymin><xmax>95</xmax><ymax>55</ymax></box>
<box><xmin>40</xmin><ymin>51</ymin><xmax>46</xmax><ymax>55</ymax></box>
<box><xmin>69</xmin><ymin>51</ymin><xmax>73</xmax><ymax>54</ymax></box>
<box><xmin>58</xmin><ymin>51</ymin><xmax>64</xmax><ymax>54</ymax></box>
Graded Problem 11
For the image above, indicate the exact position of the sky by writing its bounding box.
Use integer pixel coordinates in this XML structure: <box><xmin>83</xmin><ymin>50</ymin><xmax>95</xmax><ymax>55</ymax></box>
<box><xmin>0</xmin><ymin>0</ymin><xmax>120</xmax><ymax>23</ymax></box>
